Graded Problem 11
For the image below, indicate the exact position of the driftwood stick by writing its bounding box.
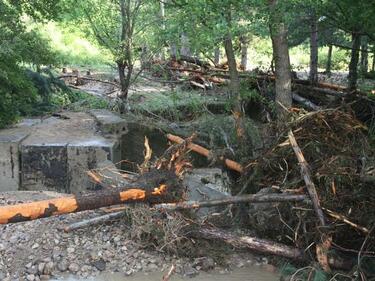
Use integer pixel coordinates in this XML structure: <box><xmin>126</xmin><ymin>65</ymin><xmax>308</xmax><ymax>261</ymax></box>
<box><xmin>288</xmin><ymin>130</ymin><xmax>332</xmax><ymax>272</ymax></box>
<box><xmin>64</xmin><ymin>211</ymin><xmax>125</xmax><ymax>232</ymax></box>
<box><xmin>162</xmin><ymin>264</ymin><xmax>176</xmax><ymax>281</ymax></box>
<box><xmin>166</xmin><ymin>134</ymin><xmax>244</xmax><ymax>173</ymax></box>
<box><xmin>155</xmin><ymin>194</ymin><xmax>307</xmax><ymax>211</ymax></box>
<box><xmin>288</xmin><ymin>130</ymin><xmax>325</xmax><ymax>226</ymax></box>
<box><xmin>323</xmin><ymin>207</ymin><xmax>369</xmax><ymax>234</ymax></box>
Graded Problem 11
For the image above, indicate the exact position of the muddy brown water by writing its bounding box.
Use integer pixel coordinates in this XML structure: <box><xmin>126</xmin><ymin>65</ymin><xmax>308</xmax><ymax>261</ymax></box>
<box><xmin>53</xmin><ymin>266</ymin><xmax>279</xmax><ymax>281</ymax></box>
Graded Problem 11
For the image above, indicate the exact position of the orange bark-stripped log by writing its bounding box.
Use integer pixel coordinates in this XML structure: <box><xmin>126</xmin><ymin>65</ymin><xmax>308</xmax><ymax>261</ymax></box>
<box><xmin>166</xmin><ymin>134</ymin><xmax>244</xmax><ymax>173</ymax></box>
<box><xmin>0</xmin><ymin>170</ymin><xmax>182</xmax><ymax>224</ymax></box>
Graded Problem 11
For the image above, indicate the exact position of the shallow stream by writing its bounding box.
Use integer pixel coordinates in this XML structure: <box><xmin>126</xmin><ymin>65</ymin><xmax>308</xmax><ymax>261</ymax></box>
<box><xmin>53</xmin><ymin>266</ymin><xmax>279</xmax><ymax>281</ymax></box>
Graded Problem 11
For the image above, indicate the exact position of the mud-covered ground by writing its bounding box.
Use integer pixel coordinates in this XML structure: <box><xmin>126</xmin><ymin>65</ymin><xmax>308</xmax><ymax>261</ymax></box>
<box><xmin>0</xmin><ymin>192</ymin><xmax>277</xmax><ymax>281</ymax></box>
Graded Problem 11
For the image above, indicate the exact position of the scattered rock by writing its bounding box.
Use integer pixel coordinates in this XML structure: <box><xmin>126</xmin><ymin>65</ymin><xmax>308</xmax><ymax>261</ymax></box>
<box><xmin>43</xmin><ymin>262</ymin><xmax>54</xmax><ymax>275</ymax></box>
<box><xmin>57</xmin><ymin>260</ymin><xmax>68</xmax><ymax>272</ymax></box>
<box><xmin>67</xmin><ymin>247</ymin><xmax>75</xmax><ymax>254</ymax></box>
<box><xmin>193</xmin><ymin>257</ymin><xmax>215</xmax><ymax>271</ymax></box>
<box><xmin>37</xmin><ymin>263</ymin><xmax>45</xmax><ymax>274</ymax></box>
<box><xmin>26</xmin><ymin>274</ymin><xmax>35</xmax><ymax>281</ymax></box>
<box><xmin>183</xmin><ymin>264</ymin><xmax>199</xmax><ymax>278</ymax></box>
<box><xmin>68</xmin><ymin>263</ymin><xmax>80</xmax><ymax>273</ymax></box>
<box><xmin>92</xmin><ymin>259</ymin><xmax>106</xmax><ymax>271</ymax></box>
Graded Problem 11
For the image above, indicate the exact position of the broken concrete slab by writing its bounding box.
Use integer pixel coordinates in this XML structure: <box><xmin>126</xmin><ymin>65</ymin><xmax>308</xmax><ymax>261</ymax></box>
<box><xmin>89</xmin><ymin>109</ymin><xmax>128</xmax><ymax>136</ymax></box>
<box><xmin>0</xmin><ymin>129</ymin><xmax>30</xmax><ymax>191</ymax></box>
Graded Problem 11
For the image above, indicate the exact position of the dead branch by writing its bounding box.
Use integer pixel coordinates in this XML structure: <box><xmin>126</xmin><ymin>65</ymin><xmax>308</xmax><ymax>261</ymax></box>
<box><xmin>162</xmin><ymin>264</ymin><xmax>176</xmax><ymax>281</ymax></box>
<box><xmin>288</xmin><ymin>130</ymin><xmax>325</xmax><ymax>226</ymax></box>
<box><xmin>64</xmin><ymin>211</ymin><xmax>125</xmax><ymax>232</ymax></box>
<box><xmin>288</xmin><ymin>130</ymin><xmax>331</xmax><ymax>272</ymax></box>
<box><xmin>166</xmin><ymin>134</ymin><xmax>244</xmax><ymax>173</ymax></box>
<box><xmin>323</xmin><ymin>207</ymin><xmax>370</xmax><ymax>234</ymax></box>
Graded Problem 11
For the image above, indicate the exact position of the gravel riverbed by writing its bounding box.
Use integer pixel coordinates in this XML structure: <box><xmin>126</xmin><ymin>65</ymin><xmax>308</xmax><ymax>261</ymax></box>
<box><xmin>0</xmin><ymin>191</ymin><xmax>277</xmax><ymax>281</ymax></box>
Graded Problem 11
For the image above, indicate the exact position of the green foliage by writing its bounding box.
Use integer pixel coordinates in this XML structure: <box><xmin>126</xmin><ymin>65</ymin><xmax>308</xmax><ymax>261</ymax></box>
<box><xmin>318</xmin><ymin>47</ymin><xmax>351</xmax><ymax>71</ymax></box>
<box><xmin>0</xmin><ymin>0</ymin><xmax>64</xmax><ymax>128</ymax></box>
<box><xmin>0</xmin><ymin>59</ymin><xmax>37</xmax><ymax>128</ymax></box>
<box><xmin>39</xmin><ymin>22</ymin><xmax>112</xmax><ymax>67</ymax></box>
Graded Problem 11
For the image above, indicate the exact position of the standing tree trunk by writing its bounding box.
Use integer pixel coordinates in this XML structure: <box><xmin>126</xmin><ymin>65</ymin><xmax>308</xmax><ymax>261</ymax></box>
<box><xmin>309</xmin><ymin>14</ymin><xmax>319</xmax><ymax>84</ymax></box>
<box><xmin>180</xmin><ymin>33</ymin><xmax>191</xmax><ymax>57</ymax></box>
<box><xmin>348</xmin><ymin>32</ymin><xmax>361</xmax><ymax>90</ymax></box>
<box><xmin>268</xmin><ymin>0</ymin><xmax>292</xmax><ymax>119</ymax></box>
<box><xmin>240</xmin><ymin>36</ymin><xmax>248</xmax><ymax>71</ymax></box>
<box><xmin>214</xmin><ymin>47</ymin><xmax>220</xmax><ymax>65</ymax></box>
<box><xmin>360</xmin><ymin>36</ymin><xmax>368</xmax><ymax>74</ymax></box>
<box><xmin>372</xmin><ymin>50</ymin><xmax>375</xmax><ymax>72</ymax></box>
<box><xmin>326</xmin><ymin>44</ymin><xmax>333</xmax><ymax>76</ymax></box>
<box><xmin>117</xmin><ymin>0</ymin><xmax>135</xmax><ymax>104</ymax></box>
<box><xmin>223</xmin><ymin>33</ymin><xmax>245</xmax><ymax>142</ymax></box>
<box><xmin>159</xmin><ymin>0</ymin><xmax>166</xmax><ymax>61</ymax></box>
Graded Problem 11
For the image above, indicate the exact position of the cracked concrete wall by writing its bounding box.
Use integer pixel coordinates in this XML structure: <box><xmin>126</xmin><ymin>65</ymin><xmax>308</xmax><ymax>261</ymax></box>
<box><xmin>0</xmin><ymin>110</ymin><xmax>126</xmax><ymax>193</ymax></box>
<box><xmin>0</xmin><ymin>131</ymin><xmax>29</xmax><ymax>191</ymax></box>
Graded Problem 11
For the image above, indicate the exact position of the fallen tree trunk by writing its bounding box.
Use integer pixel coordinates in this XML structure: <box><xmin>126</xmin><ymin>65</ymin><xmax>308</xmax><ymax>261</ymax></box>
<box><xmin>166</xmin><ymin>134</ymin><xmax>244</xmax><ymax>173</ymax></box>
<box><xmin>172</xmin><ymin>55</ymin><xmax>210</xmax><ymax>68</ymax></box>
<box><xmin>199</xmin><ymin>227</ymin><xmax>305</xmax><ymax>260</ymax></box>
<box><xmin>0</xmin><ymin>170</ymin><xmax>181</xmax><ymax>224</ymax></box>
<box><xmin>198</xmin><ymin>227</ymin><xmax>352</xmax><ymax>270</ymax></box>
<box><xmin>155</xmin><ymin>193</ymin><xmax>307</xmax><ymax>211</ymax></box>
<box><xmin>58</xmin><ymin>75</ymin><xmax>119</xmax><ymax>88</ymax></box>
<box><xmin>65</xmin><ymin>193</ymin><xmax>307</xmax><ymax>232</ymax></box>
<box><xmin>292</xmin><ymin>93</ymin><xmax>322</xmax><ymax>111</ymax></box>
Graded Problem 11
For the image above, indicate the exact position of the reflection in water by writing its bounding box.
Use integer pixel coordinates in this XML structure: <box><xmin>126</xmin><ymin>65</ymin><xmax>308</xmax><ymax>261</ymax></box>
<box><xmin>53</xmin><ymin>266</ymin><xmax>279</xmax><ymax>281</ymax></box>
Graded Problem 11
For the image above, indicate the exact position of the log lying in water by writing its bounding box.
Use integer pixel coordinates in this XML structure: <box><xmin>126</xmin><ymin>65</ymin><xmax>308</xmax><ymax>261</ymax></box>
<box><xmin>197</xmin><ymin>227</ymin><xmax>353</xmax><ymax>269</ymax></box>
<box><xmin>0</xmin><ymin>170</ymin><xmax>181</xmax><ymax>224</ymax></box>
<box><xmin>198</xmin><ymin>227</ymin><xmax>305</xmax><ymax>260</ymax></box>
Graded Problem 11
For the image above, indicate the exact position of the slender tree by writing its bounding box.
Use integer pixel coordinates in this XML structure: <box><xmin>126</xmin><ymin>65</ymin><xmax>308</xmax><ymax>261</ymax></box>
<box><xmin>309</xmin><ymin>12</ymin><xmax>319</xmax><ymax>84</ymax></box>
<box><xmin>268</xmin><ymin>0</ymin><xmax>292</xmax><ymax>118</ymax></box>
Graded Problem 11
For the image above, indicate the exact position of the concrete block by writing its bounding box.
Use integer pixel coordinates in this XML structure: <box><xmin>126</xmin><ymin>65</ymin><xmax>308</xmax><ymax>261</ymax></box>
<box><xmin>67</xmin><ymin>141</ymin><xmax>118</xmax><ymax>194</ymax></box>
<box><xmin>0</xmin><ymin>130</ymin><xmax>29</xmax><ymax>191</ymax></box>
<box><xmin>89</xmin><ymin>109</ymin><xmax>128</xmax><ymax>136</ymax></box>
<box><xmin>21</xmin><ymin>144</ymin><xmax>69</xmax><ymax>193</ymax></box>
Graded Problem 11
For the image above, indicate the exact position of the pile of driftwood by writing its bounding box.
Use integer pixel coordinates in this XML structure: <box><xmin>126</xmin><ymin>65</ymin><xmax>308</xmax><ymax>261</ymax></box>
<box><xmin>152</xmin><ymin>55</ymin><xmax>375</xmax><ymax>118</ymax></box>
<box><xmin>0</xmin><ymin>123</ymin><xmax>369</xmax><ymax>274</ymax></box>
